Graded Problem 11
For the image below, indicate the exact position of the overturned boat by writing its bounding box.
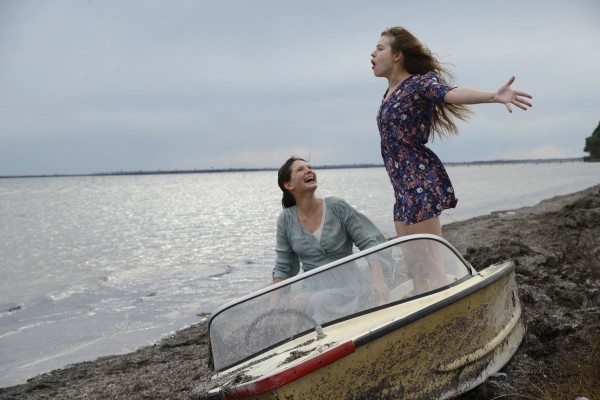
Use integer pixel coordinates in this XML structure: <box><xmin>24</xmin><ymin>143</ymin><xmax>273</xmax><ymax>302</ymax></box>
<box><xmin>201</xmin><ymin>234</ymin><xmax>525</xmax><ymax>400</ymax></box>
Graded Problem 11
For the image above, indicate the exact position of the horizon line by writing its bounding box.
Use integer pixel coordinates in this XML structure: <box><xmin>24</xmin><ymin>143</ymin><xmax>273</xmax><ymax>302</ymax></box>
<box><xmin>0</xmin><ymin>157</ymin><xmax>588</xmax><ymax>179</ymax></box>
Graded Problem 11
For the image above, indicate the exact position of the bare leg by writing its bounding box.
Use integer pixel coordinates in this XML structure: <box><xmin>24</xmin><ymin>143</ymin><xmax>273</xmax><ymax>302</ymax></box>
<box><xmin>395</xmin><ymin>217</ymin><xmax>448</xmax><ymax>293</ymax></box>
<box><xmin>394</xmin><ymin>217</ymin><xmax>443</xmax><ymax>237</ymax></box>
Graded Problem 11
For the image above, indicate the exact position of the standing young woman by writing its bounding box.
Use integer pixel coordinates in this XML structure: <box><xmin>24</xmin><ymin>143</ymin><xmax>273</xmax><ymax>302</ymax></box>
<box><xmin>371</xmin><ymin>26</ymin><xmax>533</xmax><ymax>238</ymax></box>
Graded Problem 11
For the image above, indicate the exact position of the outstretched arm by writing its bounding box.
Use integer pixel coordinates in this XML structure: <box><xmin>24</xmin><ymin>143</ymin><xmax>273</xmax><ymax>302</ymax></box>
<box><xmin>444</xmin><ymin>76</ymin><xmax>533</xmax><ymax>112</ymax></box>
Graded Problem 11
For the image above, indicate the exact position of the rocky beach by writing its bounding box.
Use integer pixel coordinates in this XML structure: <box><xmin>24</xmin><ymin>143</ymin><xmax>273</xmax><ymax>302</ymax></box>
<box><xmin>1</xmin><ymin>185</ymin><xmax>598</xmax><ymax>400</ymax></box>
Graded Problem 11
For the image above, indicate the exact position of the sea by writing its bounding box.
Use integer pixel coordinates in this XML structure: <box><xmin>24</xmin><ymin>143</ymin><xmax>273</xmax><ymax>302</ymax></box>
<box><xmin>1</xmin><ymin>161</ymin><xmax>599</xmax><ymax>387</ymax></box>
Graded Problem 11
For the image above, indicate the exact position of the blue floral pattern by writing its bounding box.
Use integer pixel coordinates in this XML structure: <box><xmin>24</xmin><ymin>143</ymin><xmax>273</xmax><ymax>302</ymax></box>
<box><xmin>377</xmin><ymin>72</ymin><xmax>458</xmax><ymax>224</ymax></box>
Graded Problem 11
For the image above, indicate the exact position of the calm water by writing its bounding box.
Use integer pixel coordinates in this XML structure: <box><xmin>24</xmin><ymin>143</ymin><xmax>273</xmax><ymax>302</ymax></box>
<box><xmin>1</xmin><ymin>161</ymin><xmax>599</xmax><ymax>387</ymax></box>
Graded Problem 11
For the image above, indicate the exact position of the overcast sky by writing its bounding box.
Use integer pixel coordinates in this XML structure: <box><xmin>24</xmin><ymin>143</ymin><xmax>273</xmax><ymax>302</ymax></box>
<box><xmin>1</xmin><ymin>0</ymin><xmax>599</xmax><ymax>176</ymax></box>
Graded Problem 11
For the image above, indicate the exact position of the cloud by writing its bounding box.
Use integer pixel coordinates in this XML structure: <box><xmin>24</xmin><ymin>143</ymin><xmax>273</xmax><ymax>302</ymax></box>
<box><xmin>1</xmin><ymin>0</ymin><xmax>599</xmax><ymax>176</ymax></box>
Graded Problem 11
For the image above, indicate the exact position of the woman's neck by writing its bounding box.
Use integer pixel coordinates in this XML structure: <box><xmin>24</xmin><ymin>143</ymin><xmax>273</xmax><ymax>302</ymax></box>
<box><xmin>387</xmin><ymin>70</ymin><xmax>412</xmax><ymax>93</ymax></box>
<box><xmin>295</xmin><ymin>195</ymin><xmax>323</xmax><ymax>233</ymax></box>
<box><xmin>295</xmin><ymin>194</ymin><xmax>321</xmax><ymax>215</ymax></box>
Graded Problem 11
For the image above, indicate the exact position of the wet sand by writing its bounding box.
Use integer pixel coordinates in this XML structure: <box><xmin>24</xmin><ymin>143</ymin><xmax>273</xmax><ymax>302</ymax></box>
<box><xmin>1</xmin><ymin>185</ymin><xmax>599</xmax><ymax>400</ymax></box>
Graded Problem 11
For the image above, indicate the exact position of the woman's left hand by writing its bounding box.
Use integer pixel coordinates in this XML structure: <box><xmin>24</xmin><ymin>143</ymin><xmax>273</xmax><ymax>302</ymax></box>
<box><xmin>495</xmin><ymin>76</ymin><xmax>533</xmax><ymax>113</ymax></box>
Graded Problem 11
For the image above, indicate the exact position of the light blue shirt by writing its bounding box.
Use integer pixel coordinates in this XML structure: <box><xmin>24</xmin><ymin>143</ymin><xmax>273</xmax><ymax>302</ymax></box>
<box><xmin>273</xmin><ymin>197</ymin><xmax>386</xmax><ymax>280</ymax></box>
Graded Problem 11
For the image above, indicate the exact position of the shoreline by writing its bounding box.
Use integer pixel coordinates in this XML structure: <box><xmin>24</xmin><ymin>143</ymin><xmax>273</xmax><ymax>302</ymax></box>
<box><xmin>1</xmin><ymin>184</ymin><xmax>599</xmax><ymax>399</ymax></box>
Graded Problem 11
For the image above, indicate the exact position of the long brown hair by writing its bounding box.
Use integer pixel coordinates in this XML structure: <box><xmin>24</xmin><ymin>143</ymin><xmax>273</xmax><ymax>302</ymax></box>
<box><xmin>278</xmin><ymin>156</ymin><xmax>304</xmax><ymax>209</ymax></box>
<box><xmin>382</xmin><ymin>26</ymin><xmax>471</xmax><ymax>138</ymax></box>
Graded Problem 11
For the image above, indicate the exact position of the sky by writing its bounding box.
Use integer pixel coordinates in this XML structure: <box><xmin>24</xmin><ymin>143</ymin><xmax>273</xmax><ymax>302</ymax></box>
<box><xmin>1</xmin><ymin>0</ymin><xmax>599</xmax><ymax>176</ymax></box>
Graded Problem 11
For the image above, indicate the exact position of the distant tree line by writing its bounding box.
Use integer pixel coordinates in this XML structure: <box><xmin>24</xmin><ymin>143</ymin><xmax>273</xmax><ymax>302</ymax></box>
<box><xmin>584</xmin><ymin>121</ymin><xmax>600</xmax><ymax>161</ymax></box>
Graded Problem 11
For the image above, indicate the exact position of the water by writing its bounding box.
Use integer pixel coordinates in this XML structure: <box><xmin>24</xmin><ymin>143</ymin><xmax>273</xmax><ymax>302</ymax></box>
<box><xmin>1</xmin><ymin>161</ymin><xmax>599</xmax><ymax>387</ymax></box>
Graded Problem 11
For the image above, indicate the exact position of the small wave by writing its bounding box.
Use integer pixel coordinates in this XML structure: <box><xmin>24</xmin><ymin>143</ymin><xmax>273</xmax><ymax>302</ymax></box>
<box><xmin>46</xmin><ymin>286</ymin><xmax>76</xmax><ymax>302</ymax></box>
<box><xmin>209</xmin><ymin>265</ymin><xmax>233</xmax><ymax>279</ymax></box>
<box><xmin>0</xmin><ymin>318</ymin><xmax>57</xmax><ymax>340</ymax></box>
<box><xmin>46</xmin><ymin>280</ymin><xmax>105</xmax><ymax>303</ymax></box>
<box><xmin>17</xmin><ymin>336</ymin><xmax>106</xmax><ymax>369</ymax></box>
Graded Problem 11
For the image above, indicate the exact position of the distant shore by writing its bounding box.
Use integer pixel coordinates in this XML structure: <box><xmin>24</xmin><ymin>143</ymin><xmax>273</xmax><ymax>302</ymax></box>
<box><xmin>0</xmin><ymin>157</ymin><xmax>588</xmax><ymax>179</ymax></box>
<box><xmin>1</xmin><ymin>184</ymin><xmax>598</xmax><ymax>399</ymax></box>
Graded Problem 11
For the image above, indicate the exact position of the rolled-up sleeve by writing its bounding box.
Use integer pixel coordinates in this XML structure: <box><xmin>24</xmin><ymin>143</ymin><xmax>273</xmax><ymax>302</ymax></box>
<box><xmin>273</xmin><ymin>212</ymin><xmax>300</xmax><ymax>280</ymax></box>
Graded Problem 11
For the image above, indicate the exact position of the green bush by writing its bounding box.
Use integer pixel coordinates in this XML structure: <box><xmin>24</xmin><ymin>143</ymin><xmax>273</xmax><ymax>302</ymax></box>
<box><xmin>584</xmin><ymin>121</ymin><xmax>600</xmax><ymax>161</ymax></box>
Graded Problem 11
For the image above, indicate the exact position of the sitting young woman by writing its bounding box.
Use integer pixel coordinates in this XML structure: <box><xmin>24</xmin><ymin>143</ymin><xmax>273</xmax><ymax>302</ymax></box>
<box><xmin>270</xmin><ymin>156</ymin><xmax>389</xmax><ymax>322</ymax></box>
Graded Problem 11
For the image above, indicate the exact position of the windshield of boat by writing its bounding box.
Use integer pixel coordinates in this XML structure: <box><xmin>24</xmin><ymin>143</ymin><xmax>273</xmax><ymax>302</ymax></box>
<box><xmin>208</xmin><ymin>235</ymin><xmax>473</xmax><ymax>372</ymax></box>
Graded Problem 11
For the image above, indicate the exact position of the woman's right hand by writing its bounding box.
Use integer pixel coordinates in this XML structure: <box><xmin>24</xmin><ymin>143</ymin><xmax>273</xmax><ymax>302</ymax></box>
<box><xmin>269</xmin><ymin>278</ymin><xmax>285</xmax><ymax>308</ymax></box>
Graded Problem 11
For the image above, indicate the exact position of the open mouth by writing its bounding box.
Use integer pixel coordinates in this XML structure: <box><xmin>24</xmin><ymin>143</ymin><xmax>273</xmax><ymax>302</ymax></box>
<box><xmin>304</xmin><ymin>176</ymin><xmax>315</xmax><ymax>183</ymax></box>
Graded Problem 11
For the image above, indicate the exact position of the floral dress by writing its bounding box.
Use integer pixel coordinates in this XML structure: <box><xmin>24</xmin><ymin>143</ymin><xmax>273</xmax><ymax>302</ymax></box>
<box><xmin>377</xmin><ymin>72</ymin><xmax>458</xmax><ymax>224</ymax></box>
